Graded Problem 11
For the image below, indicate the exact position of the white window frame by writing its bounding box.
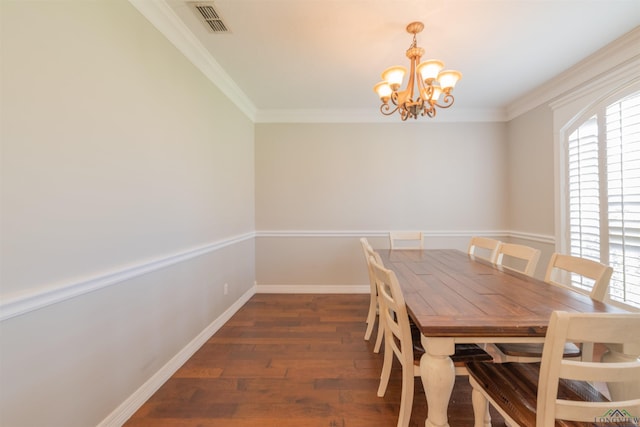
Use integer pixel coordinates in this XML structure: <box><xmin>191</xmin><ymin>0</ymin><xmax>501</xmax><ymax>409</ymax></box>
<box><xmin>565</xmin><ymin>89</ymin><xmax>640</xmax><ymax>304</ymax></box>
<box><xmin>552</xmin><ymin>60</ymin><xmax>640</xmax><ymax>311</ymax></box>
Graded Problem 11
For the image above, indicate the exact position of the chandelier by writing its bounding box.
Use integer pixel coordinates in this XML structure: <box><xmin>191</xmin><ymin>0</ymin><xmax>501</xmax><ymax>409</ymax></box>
<box><xmin>374</xmin><ymin>22</ymin><xmax>462</xmax><ymax>120</ymax></box>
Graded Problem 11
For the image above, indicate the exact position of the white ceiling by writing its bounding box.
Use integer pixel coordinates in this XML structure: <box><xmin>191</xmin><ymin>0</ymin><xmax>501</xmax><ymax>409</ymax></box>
<box><xmin>151</xmin><ymin>0</ymin><xmax>640</xmax><ymax>121</ymax></box>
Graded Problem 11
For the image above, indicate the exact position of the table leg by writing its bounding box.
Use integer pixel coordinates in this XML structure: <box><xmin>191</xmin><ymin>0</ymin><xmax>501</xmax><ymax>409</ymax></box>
<box><xmin>420</xmin><ymin>336</ymin><xmax>455</xmax><ymax>427</ymax></box>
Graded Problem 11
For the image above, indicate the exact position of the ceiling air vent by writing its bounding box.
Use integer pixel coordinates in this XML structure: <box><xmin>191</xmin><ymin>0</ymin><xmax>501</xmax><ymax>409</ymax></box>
<box><xmin>191</xmin><ymin>3</ymin><xmax>230</xmax><ymax>33</ymax></box>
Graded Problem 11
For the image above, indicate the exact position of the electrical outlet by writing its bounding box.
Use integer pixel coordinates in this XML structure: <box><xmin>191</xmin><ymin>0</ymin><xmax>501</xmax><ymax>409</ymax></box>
<box><xmin>223</xmin><ymin>283</ymin><xmax>228</xmax><ymax>295</ymax></box>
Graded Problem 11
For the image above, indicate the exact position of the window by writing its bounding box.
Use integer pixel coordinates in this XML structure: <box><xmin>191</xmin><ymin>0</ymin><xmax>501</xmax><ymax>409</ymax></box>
<box><xmin>567</xmin><ymin>91</ymin><xmax>640</xmax><ymax>308</ymax></box>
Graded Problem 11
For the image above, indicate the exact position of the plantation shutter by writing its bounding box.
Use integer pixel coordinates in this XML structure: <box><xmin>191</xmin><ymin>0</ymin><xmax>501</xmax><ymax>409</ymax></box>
<box><xmin>606</xmin><ymin>92</ymin><xmax>640</xmax><ymax>306</ymax></box>
<box><xmin>568</xmin><ymin>115</ymin><xmax>601</xmax><ymax>292</ymax></box>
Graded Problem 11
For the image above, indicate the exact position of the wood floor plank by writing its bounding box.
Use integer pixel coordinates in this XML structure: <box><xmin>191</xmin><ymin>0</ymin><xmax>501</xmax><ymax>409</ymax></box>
<box><xmin>124</xmin><ymin>294</ymin><xmax>506</xmax><ymax>427</ymax></box>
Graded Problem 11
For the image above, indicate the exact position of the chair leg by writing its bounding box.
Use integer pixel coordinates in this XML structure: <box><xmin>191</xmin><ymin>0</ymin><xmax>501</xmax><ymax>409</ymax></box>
<box><xmin>469</xmin><ymin>376</ymin><xmax>491</xmax><ymax>427</ymax></box>
<box><xmin>397</xmin><ymin>362</ymin><xmax>414</xmax><ymax>427</ymax></box>
<box><xmin>374</xmin><ymin>317</ymin><xmax>384</xmax><ymax>353</ymax></box>
<box><xmin>377</xmin><ymin>339</ymin><xmax>393</xmax><ymax>397</ymax></box>
<box><xmin>364</xmin><ymin>297</ymin><xmax>377</xmax><ymax>340</ymax></box>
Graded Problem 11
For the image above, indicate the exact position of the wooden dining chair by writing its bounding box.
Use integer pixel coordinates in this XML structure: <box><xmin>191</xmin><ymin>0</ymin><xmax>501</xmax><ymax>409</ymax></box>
<box><xmin>494</xmin><ymin>242</ymin><xmax>541</xmax><ymax>277</ymax></box>
<box><xmin>466</xmin><ymin>311</ymin><xmax>640</xmax><ymax>427</ymax></box>
<box><xmin>545</xmin><ymin>253</ymin><xmax>614</xmax><ymax>361</ymax></box>
<box><xmin>467</xmin><ymin>236</ymin><xmax>501</xmax><ymax>264</ymax></box>
<box><xmin>545</xmin><ymin>252</ymin><xmax>613</xmax><ymax>302</ymax></box>
<box><xmin>495</xmin><ymin>253</ymin><xmax>613</xmax><ymax>363</ymax></box>
<box><xmin>369</xmin><ymin>256</ymin><xmax>492</xmax><ymax>427</ymax></box>
<box><xmin>360</xmin><ymin>238</ymin><xmax>384</xmax><ymax>353</ymax></box>
<box><xmin>389</xmin><ymin>231</ymin><xmax>424</xmax><ymax>250</ymax></box>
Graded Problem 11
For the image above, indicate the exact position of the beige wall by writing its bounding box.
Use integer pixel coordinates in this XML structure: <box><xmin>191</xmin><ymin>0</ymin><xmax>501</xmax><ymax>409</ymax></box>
<box><xmin>1</xmin><ymin>1</ymin><xmax>637</xmax><ymax>424</ymax></box>
<box><xmin>504</xmin><ymin>104</ymin><xmax>556</xmax><ymax>277</ymax></box>
<box><xmin>0</xmin><ymin>1</ymin><xmax>255</xmax><ymax>425</ymax></box>
<box><xmin>506</xmin><ymin>104</ymin><xmax>555</xmax><ymax>236</ymax></box>
<box><xmin>255</xmin><ymin>122</ymin><xmax>508</xmax><ymax>287</ymax></box>
<box><xmin>503</xmin><ymin>32</ymin><xmax>640</xmax><ymax>278</ymax></box>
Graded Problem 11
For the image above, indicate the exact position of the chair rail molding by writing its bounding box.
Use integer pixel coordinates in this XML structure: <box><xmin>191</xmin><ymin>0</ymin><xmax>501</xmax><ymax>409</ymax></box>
<box><xmin>2</xmin><ymin>230</ymin><xmax>554</xmax><ymax>320</ymax></box>
<box><xmin>508</xmin><ymin>230</ymin><xmax>555</xmax><ymax>245</ymax></box>
<box><xmin>0</xmin><ymin>232</ymin><xmax>255</xmax><ymax>321</ymax></box>
<box><xmin>255</xmin><ymin>229</ymin><xmax>552</xmax><ymax>243</ymax></box>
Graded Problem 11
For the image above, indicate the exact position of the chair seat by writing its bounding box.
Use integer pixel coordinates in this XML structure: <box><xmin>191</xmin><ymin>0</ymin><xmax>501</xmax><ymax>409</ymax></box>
<box><xmin>451</xmin><ymin>343</ymin><xmax>494</xmax><ymax>363</ymax></box>
<box><xmin>466</xmin><ymin>361</ymin><xmax>613</xmax><ymax>427</ymax></box>
<box><xmin>495</xmin><ymin>342</ymin><xmax>581</xmax><ymax>358</ymax></box>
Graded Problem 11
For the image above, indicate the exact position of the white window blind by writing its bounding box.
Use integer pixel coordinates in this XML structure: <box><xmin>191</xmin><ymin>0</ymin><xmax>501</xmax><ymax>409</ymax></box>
<box><xmin>606</xmin><ymin>93</ymin><xmax>640</xmax><ymax>307</ymax></box>
<box><xmin>567</xmin><ymin>91</ymin><xmax>640</xmax><ymax>307</ymax></box>
<box><xmin>568</xmin><ymin>115</ymin><xmax>601</xmax><ymax>292</ymax></box>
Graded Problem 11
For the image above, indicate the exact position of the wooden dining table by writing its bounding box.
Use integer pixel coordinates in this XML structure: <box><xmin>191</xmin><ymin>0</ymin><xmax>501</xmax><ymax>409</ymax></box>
<box><xmin>377</xmin><ymin>248</ymin><xmax>627</xmax><ymax>427</ymax></box>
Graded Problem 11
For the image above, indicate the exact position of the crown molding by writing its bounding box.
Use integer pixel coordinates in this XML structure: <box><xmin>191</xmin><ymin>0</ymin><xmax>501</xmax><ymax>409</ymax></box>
<box><xmin>128</xmin><ymin>1</ymin><xmax>506</xmax><ymax>124</ymax></box>
<box><xmin>255</xmin><ymin>107</ymin><xmax>507</xmax><ymax>123</ymax></box>
<box><xmin>548</xmin><ymin>58</ymin><xmax>640</xmax><ymax>112</ymax></box>
<box><xmin>127</xmin><ymin>0</ymin><xmax>257</xmax><ymax>121</ymax></box>
<box><xmin>128</xmin><ymin>1</ymin><xmax>637</xmax><ymax>125</ymax></box>
<box><xmin>507</xmin><ymin>26</ymin><xmax>640</xmax><ymax>121</ymax></box>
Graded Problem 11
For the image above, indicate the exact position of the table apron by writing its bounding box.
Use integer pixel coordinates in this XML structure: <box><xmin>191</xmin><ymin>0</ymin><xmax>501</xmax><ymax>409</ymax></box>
<box><xmin>420</xmin><ymin>335</ymin><xmax>546</xmax><ymax>352</ymax></box>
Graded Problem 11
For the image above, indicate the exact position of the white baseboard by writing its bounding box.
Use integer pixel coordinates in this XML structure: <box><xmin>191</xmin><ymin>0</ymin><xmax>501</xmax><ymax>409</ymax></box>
<box><xmin>97</xmin><ymin>285</ymin><xmax>256</xmax><ymax>427</ymax></box>
<box><xmin>257</xmin><ymin>284</ymin><xmax>369</xmax><ymax>294</ymax></box>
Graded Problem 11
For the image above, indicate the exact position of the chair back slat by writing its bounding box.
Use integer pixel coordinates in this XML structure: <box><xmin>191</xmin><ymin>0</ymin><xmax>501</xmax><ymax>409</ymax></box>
<box><xmin>536</xmin><ymin>311</ymin><xmax>640</xmax><ymax>427</ymax></box>
<box><xmin>360</xmin><ymin>238</ymin><xmax>376</xmax><ymax>292</ymax></box>
<box><xmin>554</xmin><ymin>400</ymin><xmax>639</xmax><ymax>423</ymax></box>
<box><xmin>560</xmin><ymin>360</ymin><xmax>640</xmax><ymax>383</ymax></box>
<box><xmin>360</xmin><ymin>237</ymin><xmax>386</xmax><ymax>350</ymax></box>
<box><xmin>369</xmin><ymin>256</ymin><xmax>414</xmax><ymax>368</ymax></box>
<box><xmin>467</xmin><ymin>236</ymin><xmax>501</xmax><ymax>264</ymax></box>
<box><xmin>544</xmin><ymin>253</ymin><xmax>613</xmax><ymax>302</ymax></box>
<box><xmin>389</xmin><ymin>231</ymin><xmax>424</xmax><ymax>250</ymax></box>
<box><xmin>495</xmin><ymin>243</ymin><xmax>541</xmax><ymax>277</ymax></box>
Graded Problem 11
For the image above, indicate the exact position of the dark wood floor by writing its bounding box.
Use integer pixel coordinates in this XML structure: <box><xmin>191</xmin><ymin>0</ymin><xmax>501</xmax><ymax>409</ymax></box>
<box><xmin>124</xmin><ymin>294</ymin><xmax>505</xmax><ymax>427</ymax></box>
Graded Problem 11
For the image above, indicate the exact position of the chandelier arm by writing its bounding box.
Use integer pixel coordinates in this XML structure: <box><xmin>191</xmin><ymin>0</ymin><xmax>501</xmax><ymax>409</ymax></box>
<box><xmin>420</xmin><ymin>103</ymin><xmax>431</xmax><ymax>117</ymax></box>
<box><xmin>432</xmin><ymin>93</ymin><xmax>455</xmax><ymax>109</ymax></box>
<box><xmin>380</xmin><ymin>104</ymin><xmax>399</xmax><ymax>116</ymax></box>
<box><xmin>390</xmin><ymin>91</ymin><xmax>401</xmax><ymax>107</ymax></box>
